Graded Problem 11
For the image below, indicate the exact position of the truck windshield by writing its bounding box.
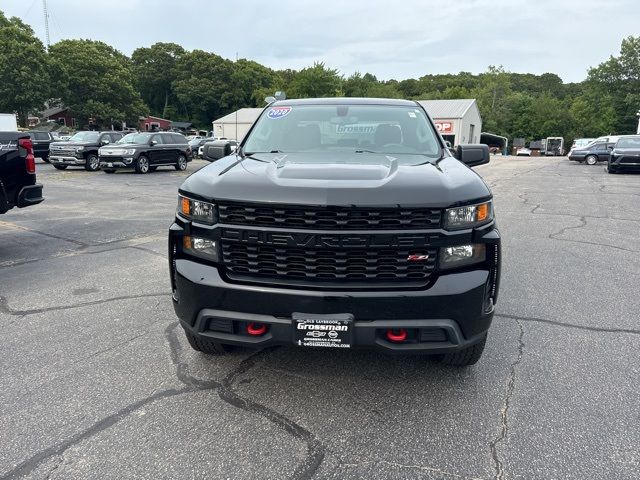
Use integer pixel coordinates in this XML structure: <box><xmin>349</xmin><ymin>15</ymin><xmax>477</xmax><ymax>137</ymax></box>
<box><xmin>69</xmin><ymin>132</ymin><xmax>100</xmax><ymax>143</ymax></box>
<box><xmin>616</xmin><ymin>137</ymin><xmax>640</xmax><ymax>149</ymax></box>
<box><xmin>118</xmin><ymin>133</ymin><xmax>152</xmax><ymax>144</ymax></box>
<box><xmin>243</xmin><ymin>104</ymin><xmax>441</xmax><ymax>158</ymax></box>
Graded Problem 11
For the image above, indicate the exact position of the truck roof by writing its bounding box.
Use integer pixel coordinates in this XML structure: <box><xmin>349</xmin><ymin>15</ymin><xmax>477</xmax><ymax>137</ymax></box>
<box><xmin>271</xmin><ymin>97</ymin><xmax>417</xmax><ymax>107</ymax></box>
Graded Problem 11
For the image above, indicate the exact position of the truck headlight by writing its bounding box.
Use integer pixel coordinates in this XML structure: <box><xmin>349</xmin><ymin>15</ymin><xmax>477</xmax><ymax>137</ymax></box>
<box><xmin>177</xmin><ymin>195</ymin><xmax>217</xmax><ymax>225</ymax></box>
<box><xmin>75</xmin><ymin>146</ymin><xmax>84</xmax><ymax>152</ymax></box>
<box><xmin>183</xmin><ymin>236</ymin><xmax>218</xmax><ymax>261</ymax></box>
<box><xmin>439</xmin><ymin>244</ymin><xmax>486</xmax><ymax>269</ymax></box>
<box><xmin>444</xmin><ymin>201</ymin><xmax>493</xmax><ymax>230</ymax></box>
<box><xmin>124</xmin><ymin>149</ymin><xmax>136</xmax><ymax>155</ymax></box>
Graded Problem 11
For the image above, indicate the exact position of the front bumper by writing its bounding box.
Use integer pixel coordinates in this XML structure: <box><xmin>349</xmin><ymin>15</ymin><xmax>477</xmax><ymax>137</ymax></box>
<box><xmin>172</xmin><ymin>255</ymin><xmax>499</xmax><ymax>354</ymax></box>
<box><xmin>50</xmin><ymin>155</ymin><xmax>84</xmax><ymax>166</ymax></box>
<box><xmin>99</xmin><ymin>157</ymin><xmax>134</xmax><ymax>169</ymax></box>
<box><xmin>610</xmin><ymin>156</ymin><xmax>640</xmax><ymax>170</ymax></box>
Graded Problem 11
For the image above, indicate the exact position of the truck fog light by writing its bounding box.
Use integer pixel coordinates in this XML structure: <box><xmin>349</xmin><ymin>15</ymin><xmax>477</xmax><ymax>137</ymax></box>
<box><xmin>183</xmin><ymin>236</ymin><xmax>218</xmax><ymax>261</ymax></box>
<box><xmin>439</xmin><ymin>244</ymin><xmax>485</xmax><ymax>269</ymax></box>
<box><xmin>124</xmin><ymin>157</ymin><xmax>133</xmax><ymax>164</ymax></box>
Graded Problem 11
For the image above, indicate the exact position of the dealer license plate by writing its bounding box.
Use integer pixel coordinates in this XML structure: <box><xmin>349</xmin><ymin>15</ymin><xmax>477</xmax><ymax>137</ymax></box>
<box><xmin>293</xmin><ymin>313</ymin><xmax>353</xmax><ymax>349</ymax></box>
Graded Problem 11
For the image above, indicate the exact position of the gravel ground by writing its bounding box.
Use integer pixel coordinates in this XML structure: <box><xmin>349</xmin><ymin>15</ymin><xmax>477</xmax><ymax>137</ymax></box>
<box><xmin>0</xmin><ymin>156</ymin><xmax>638</xmax><ymax>480</ymax></box>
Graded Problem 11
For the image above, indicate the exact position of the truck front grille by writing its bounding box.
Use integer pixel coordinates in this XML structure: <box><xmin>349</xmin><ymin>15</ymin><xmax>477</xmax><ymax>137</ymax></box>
<box><xmin>218</xmin><ymin>202</ymin><xmax>441</xmax><ymax>230</ymax></box>
<box><xmin>221</xmin><ymin>243</ymin><xmax>437</xmax><ymax>284</ymax></box>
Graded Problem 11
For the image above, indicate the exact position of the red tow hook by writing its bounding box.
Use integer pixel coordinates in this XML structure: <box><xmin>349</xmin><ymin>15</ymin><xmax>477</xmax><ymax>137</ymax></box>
<box><xmin>247</xmin><ymin>322</ymin><xmax>268</xmax><ymax>336</ymax></box>
<box><xmin>386</xmin><ymin>328</ymin><xmax>408</xmax><ymax>343</ymax></box>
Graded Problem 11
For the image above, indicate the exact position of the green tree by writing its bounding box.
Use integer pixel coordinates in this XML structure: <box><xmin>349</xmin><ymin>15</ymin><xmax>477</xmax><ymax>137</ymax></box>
<box><xmin>48</xmin><ymin>39</ymin><xmax>147</xmax><ymax>128</ymax></box>
<box><xmin>131</xmin><ymin>42</ymin><xmax>185</xmax><ymax>118</ymax></box>
<box><xmin>288</xmin><ymin>62</ymin><xmax>342</xmax><ymax>98</ymax></box>
<box><xmin>172</xmin><ymin>50</ymin><xmax>235</xmax><ymax>126</ymax></box>
<box><xmin>473</xmin><ymin>65</ymin><xmax>512</xmax><ymax>134</ymax></box>
<box><xmin>0</xmin><ymin>11</ymin><xmax>50</xmax><ymax>126</ymax></box>
<box><xmin>587</xmin><ymin>36</ymin><xmax>640</xmax><ymax>134</ymax></box>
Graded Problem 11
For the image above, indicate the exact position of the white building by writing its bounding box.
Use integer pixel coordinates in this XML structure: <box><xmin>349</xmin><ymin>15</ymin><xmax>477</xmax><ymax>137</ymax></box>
<box><xmin>213</xmin><ymin>99</ymin><xmax>482</xmax><ymax>147</ymax></box>
<box><xmin>417</xmin><ymin>99</ymin><xmax>482</xmax><ymax>147</ymax></box>
<box><xmin>211</xmin><ymin>108</ymin><xmax>263</xmax><ymax>141</ymax></box>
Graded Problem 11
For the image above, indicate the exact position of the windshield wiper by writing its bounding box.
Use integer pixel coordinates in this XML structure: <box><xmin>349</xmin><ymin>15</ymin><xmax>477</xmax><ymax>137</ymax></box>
<box><xmin>355</xmin><ymin>149</ymin><xmax>381</xmax><ymax>154</ymax></box>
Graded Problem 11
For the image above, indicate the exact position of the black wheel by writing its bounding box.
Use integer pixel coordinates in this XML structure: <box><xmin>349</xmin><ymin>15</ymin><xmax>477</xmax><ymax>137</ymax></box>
<box><xmin>42</xmin><ymin>155</ymin><xmax>50</xmax><ymax>163</ymax></box>
<box><xmin>103</xmin><ymin>169</ymin><xmax>116</xmax><ymax>174</ymax></box>
<box><xmin>184</xmin><ymin>330</ymin><xmax>231</xmax><ymax>355</ymax></box>
<box><xmin>149</xmin><ymin>166</ymin><xmax>158</xmax><ymax>172</ymax></box>
<box><xmin>53</xmin><ymin>164</ymin><xmax>67</xmax><ymax>170</ymax></box>
<box><xmin>607</xmin><ymin>163</ymin><xmax>617</xmax><ymax>174</ymax></box>
<box><xmin>585</xmin><ymin>155</ymin><xmax>598</xmax><ymax>166</ymax></box>
<box><xmin>438</xmin><ymin>336</ymin><xmax>487</xmax><ymax>367</ymax></box>
<box><xmin>85</xmin><ymin>153</ymin><xmax>100</xmax><ymax>171</ymax></box>
<box><xmin>134</xmin><ymin>156</ymin><xmax>150</xmax><ymax>174</ymax></box>
<box><xmin>175</xmin><ymin>154</ymin><xmax>188</xmax><ymax>171</ymax></box>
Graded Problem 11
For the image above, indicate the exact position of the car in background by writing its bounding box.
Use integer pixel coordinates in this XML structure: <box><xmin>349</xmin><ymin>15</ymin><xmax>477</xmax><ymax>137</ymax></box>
<box><xmin>568</xmin><ymin>141</ymin><xmax>615</xmax><ymax>165</ymax></box>
<box><xmin>608</xmin><ymin>135</ymin><xmax>640</xmax><ymax>174</ymax></box>
<box><xmin>49</xmin><ymin>131</ymin><xmax>125</xmax><ymax>171</ymax></box>
<box><xmin>516</xmin><ymin>147</ymin><xmax>531</xmax><ymax>156</ymax></box>
<box><xmin>98</xmin><ymin>132</ymin><xmax>190</xmax><ymax>174</ymax></box>
<box><xmin>571</xmin><ymin>138</ymin><xmax>595</xmax><ymax>150</ymax></box>
<box><xmin>27</xmin><ymin>131</ymin><xmax>55</xmax><ymax>162</ymax></box>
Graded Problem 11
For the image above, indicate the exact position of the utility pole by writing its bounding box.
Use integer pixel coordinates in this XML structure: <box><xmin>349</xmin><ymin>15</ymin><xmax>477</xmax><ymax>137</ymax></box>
<box><xmin>42</xmin><ymin>0</ymin><xmax>50</xmax><ymax>48</ymax></box>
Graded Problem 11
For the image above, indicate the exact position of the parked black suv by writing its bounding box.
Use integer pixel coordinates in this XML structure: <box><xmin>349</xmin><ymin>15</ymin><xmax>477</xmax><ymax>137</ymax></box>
<box><xmin>27</xmin><ymin>131</ymin><xmax>55</xmax><ymax>163</ymax></box>
<box><xmin>608</xmin><ymin>135</ymin><xmax>640</xmax><ymax>173</ymax></box>
<box><xmin>49</xmin><ymin>131</ymin><xmax>124</xmax><ymax>171</ymax></box>
<box><xmin>99</xmin><ymin>132</ymin><xmax>190</xmax><ymax>174</ymax></box>
<box><xmin>169</xmin><ymin>98</ymin><xmax>501</xmax><ymax>366</ymax></box>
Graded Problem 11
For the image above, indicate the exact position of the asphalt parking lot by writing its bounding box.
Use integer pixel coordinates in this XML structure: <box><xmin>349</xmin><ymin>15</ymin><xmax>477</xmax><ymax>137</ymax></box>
<box><xmin>0</xmin><ymin>156</ymin><xmax>638</xmax><ymax>480</ymax></box>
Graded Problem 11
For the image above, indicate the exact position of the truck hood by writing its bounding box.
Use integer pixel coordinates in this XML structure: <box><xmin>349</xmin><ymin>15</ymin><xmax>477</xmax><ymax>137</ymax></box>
<box><xmin>180</xmin><ymin>152</ymin><xmax>491</xmax><ymax>207</ymax></box>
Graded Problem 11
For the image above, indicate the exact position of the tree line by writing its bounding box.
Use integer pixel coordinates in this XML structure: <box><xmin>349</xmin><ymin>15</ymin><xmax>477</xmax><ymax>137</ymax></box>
<box><xmin>1</xmin><ymin>10</ymin><xmax>639</xmax><ymax>143</ymax></box>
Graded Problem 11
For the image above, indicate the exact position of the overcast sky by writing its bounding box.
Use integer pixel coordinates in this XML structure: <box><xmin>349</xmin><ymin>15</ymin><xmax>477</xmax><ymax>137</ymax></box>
<box><xmin>3</xmin><ymin>0</ymin><xmax>638</xmax><ymax>83</ymax></box>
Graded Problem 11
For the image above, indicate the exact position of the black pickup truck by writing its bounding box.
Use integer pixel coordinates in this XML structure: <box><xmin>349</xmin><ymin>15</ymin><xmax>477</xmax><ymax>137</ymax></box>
<box><xmin>0</xmin><ymin>132</ymin><xmax>44</xmax><ymax>214</ymax></box>
<box><xmin>49</xmin><ymin>131</ymin><xmax>124</xmax><ymax>171</ymax></box>
<box><xmin>169</xmin><ymin>98</ymin><xmax>501</xmax><ymax>366</ymax></box>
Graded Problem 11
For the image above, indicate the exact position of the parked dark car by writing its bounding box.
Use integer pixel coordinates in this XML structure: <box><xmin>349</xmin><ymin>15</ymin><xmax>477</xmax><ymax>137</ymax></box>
<box><xmin>169</xmin><ymin>98</ymin><xmax>501</xmax><ymax>366</ymax></box>
<box><xmin>0</xmin><ymin>132</ymin><xmax>44</xmax><ymax>214</ymax></box>
<box><xmin>49</xmin><ymin>131</ymin><xmax>124</xmax><ymax>171</ymax></box>
<box><xmin>98</xmin><ymin>132</ymin><xmax>190</xmax><ymax>174</ymax></box>
<box><xmin>568</xmin><ymin>141</ymin><xmax>615</xmax><ymax>165</ymax></box>
<box><xmin>27</xmin><ymin>131</ymin><xmax>55</xmax><ymax>163</ymax></box>
<box><xmin>608</xmin><ymin>135</ymin><xmax>640</xmax><ymax>174</ymax></box>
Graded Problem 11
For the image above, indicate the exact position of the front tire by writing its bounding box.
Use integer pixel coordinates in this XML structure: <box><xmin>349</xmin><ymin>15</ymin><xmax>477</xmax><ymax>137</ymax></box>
<box><xmin>184</xmin><ymin>331</ymin><xmax>230</xmax><ymax>355</ymax></box>
<box><xmin>42</xmin><ymin>155</ymin><xmax>50</xmax><ymax>163</ymax></box>
<box><xmin>53</xmin><ymin>164</ymin><xmax>67</xmax><ymax>170</ymax></box>
<box><xmin>135</xmin><ymin>156</ymin><xmax>150</xmax><ymax>174</ymax></box>
<box><xmin>607</xmin><ymin>163</ymin><xmax>617</xmax><ymax>174</ymax></box>
<box><xmin>438</xmin><ymin>336</ymin><xmax>487</xmax><ymax>367</ymax></box>
<box><xmin>585</xmin><ymin>155</ymin><xmax>598</xmax><ymax>166</ymax></box>
<box><xmin>175</xmin><ymin>154</ymin><xmax>188</xmax><ymax>171</ymax></box>
<box><xmin>85</xmin><ymin>153</ymin><xmax>100</xmax><ymax>171</ymax></box>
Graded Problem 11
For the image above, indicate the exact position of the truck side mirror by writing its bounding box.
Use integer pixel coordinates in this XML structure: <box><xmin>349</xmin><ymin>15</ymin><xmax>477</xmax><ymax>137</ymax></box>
<box><xmin>455</xmin><ymin>144</ymin><xmax>490</xmax><ymax>167</ymax></box>
<box><xmin>150</xmin><ymin>140</ymin><xmax>157</xmax><ymax>146</ymax></box>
